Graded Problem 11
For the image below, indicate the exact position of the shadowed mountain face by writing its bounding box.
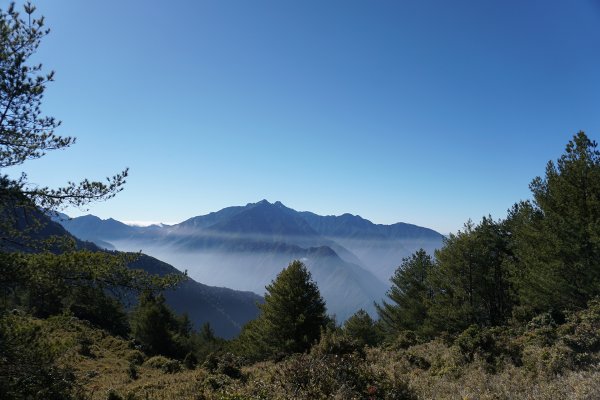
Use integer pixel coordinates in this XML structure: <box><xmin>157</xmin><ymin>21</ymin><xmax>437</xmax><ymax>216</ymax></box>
<box><xmin>15</xmin><ymin>212</ymin><xmax>263</xmax><ymax>339</ymax></box>
<box><xmin>58</xmin><ymin>200</ymin><xmax>444</xmax><ymax>320</ymax></box>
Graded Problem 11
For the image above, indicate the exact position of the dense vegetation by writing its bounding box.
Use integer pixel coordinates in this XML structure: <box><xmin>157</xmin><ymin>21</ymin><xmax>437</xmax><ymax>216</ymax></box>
<box><xmin>1</xmin><ymin>3</ymin><xmax>599</xmax><ymax>399</ymax></box>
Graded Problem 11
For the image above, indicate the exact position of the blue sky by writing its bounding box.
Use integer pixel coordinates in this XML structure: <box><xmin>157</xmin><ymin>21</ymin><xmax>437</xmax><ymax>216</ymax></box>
<box><xmin>5</xmin><ymin>0</ymin><xmax>600</xmax><ymax>234</ymax></box>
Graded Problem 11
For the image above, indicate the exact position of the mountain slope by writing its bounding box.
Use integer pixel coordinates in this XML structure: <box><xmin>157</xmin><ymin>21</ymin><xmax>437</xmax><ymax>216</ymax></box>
<box><xmin>21</xmin><ymin>212</ymin><xmax>262</xmax><ymax>338</ymax></box>
<box><xmin>298</xmin><ymin>211</ymin><xmax>444</xmax><ymax>281</ymax></box>
<box><xmin>58</xmin><ymin>200</ymin><xmax>445</xmax><ymax>320</ymax></box>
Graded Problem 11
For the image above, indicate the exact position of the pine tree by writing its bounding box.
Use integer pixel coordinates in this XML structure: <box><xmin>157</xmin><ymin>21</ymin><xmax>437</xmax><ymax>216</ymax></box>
<box><xmin>236</xmin><ymin>260</ymin><xmax>327</xmax><ymax>359</ymax></box>
<box><xmin>131</xmin><ymin>292</ymin><xmax>182</xmax><ymax>358</ymax></box>
<box><xmin>0</xmin><ymin>2</ymin><xmax>127</xmax><ymax>247</ymax></box>
<box><xmin>513</xmin><ymin>131</ymin><xmax>600</xmax><ymax>313</ymax></box>
<box><xmin>427</xmin><ymin>218</ymin><xmax>512</xmax><ymax>334</ymax></box>
<box><xmin>343</xmin><ymin>309</ymin><xmax>381</xmax><ymax>347</ymax></box>
<box><xmin>376</xmin><ymin>249</ymin><xmax>434</xmax><ymax>336</ymax></box>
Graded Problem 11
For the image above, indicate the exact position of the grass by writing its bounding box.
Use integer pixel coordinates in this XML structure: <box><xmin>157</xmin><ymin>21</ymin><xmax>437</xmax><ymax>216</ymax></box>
<box><xmin>16</xmin><ymin>300</ymin><xmax>600</xmax><ymax>400</ymax></box>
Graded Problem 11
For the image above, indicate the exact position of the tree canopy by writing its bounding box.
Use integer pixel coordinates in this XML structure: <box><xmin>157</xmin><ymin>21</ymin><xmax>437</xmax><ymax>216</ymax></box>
<box><xmin>379</xmin><ymin>131</ymin><xmax>600</xmax><ymax>340</ymax></box>
<box><xmin>236</xmin><ymin>260</ymin><xmax>327</xmax><ymax>360</ymax></box>
<box><xmin>0</xmin><ymin>2</ymin><xmax>127</xmax><ymax>216</ymax></box>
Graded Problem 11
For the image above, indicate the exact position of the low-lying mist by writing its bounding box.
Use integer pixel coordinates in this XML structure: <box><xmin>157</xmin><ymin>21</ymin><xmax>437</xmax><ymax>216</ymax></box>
<box><xmin>110</xmin><ymin>239</ymin><xmax>387</xmax><ymax>321</ymax></box>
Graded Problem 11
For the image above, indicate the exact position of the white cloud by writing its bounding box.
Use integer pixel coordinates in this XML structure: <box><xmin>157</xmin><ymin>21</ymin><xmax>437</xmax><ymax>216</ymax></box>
<box><xmin>121</xmin><ymin>220</ymin><xmax>172</xmax><ymax>227</ymax></box>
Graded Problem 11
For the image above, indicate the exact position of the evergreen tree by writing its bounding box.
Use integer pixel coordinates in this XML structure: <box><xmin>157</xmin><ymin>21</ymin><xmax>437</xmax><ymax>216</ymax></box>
<box><xmin>512</xmin><ymin>131</ymin><xmax>600</xmax><ymax>313</ymax></box>
<box><xmin>376</xmin><ymin>249</ymin><xmax>434</xmax><ymax>336</ymax></box>
<box><xmin>426</xmin><ymin>218</ymin><xmax>512</xmax><ymax>335</ymax></box>
<box><xmin>0</xmin><ymin>3</ymin><xmax>127</xmax><ymax>216</ymax></box>
<box><xmin>342</xmin><ymin>309</ymin><xmax>381</xmax><ymax>347</ymax></box>
<box><xmin>236</xmin><ymin>260</ymin><xmax>327</xmax><ymax>360</ymax></box>
<box><xmin>131</xmin><ymin>292</ymin><xmax>187</xmax><ymax>358</ymax></box>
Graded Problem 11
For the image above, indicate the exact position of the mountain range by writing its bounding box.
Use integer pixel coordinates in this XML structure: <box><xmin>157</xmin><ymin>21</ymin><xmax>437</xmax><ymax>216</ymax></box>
<box><xmin>4</xmin><ymin>206</ymin><xmax>262</xmax><ymax>339</ymax></box>
<box><xmin>57</xmin><ymin>200</ymin><xmax>444</xmax><ymax>321</ymax></box>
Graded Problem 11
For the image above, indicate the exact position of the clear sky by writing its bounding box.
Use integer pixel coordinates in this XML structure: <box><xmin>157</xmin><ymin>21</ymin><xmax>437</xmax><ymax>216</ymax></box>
<box><xmin>5</xmin><ymin>0</ymin><xmax>600</xmax><ymax>234</ymax></box>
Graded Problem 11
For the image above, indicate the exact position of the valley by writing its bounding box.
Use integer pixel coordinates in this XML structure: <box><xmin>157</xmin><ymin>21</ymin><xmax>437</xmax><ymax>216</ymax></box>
<box><xmin>57</xmin><ymin>199</ymin><xmax>444</xmax><ymax>320</ymax></box>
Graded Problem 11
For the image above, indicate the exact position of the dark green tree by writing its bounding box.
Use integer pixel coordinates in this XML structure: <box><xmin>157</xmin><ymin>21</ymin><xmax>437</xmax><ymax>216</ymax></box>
<box><xmin>131</xmin><ymin>291</ymin><xmax>190</xmax><ymax>358</ymax></box>
<box><xmin>376</xmin><ymin>249</ymin><xmax>435</xmax><ymax>336</ymax></box>
<box><xmin>0</xmin><ymin>4</ymin><xmax>178</xmax><ymax>398</ymax></box>
<box><xmin>0</xmin><ymin>314</ymin><xmax>76</xmax><ymax>399</ymax></box>
<box><xmin>342</xmin><ymin>309</ymin><xmax>381</xmax><ymax>347</ymax></box>
<box><xmin>236</xmin><ymin>260</ymin><xmax>327</xmax><ymax>360</ymax></box>
<box><xmin>0</xmin><ymin>3</ymin><xmax>127</xmax><ymax>216</ymax></box>
<box><xmin>511</xmin><ymin>131</ymin><xmax>600</xmax><ymax>314</ymax></box>
<box><xmin>427</xmin><ymin>218</ymin><xmax>512</xmax><ymax>334</ymax></box>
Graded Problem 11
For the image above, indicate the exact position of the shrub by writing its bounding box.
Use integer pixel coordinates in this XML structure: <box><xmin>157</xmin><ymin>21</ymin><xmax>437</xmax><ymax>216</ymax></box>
<box><xmin>127</xmin><ymin>362</ymin><xmax>138</xmax><ymax>380</ymax></box>
<box><xmin>455</xmin><ymin>325</ymin><xmax>496</xmax><ymax>363</ymax></box>
<box><xmin>125</xmin><ymin>350</ymin><xmax>145</xmax><ymax>365</ymax></box>
<box><xmin>0</xmin><ymin>314</ymin><xmax>76</xmax><ymax>399</ymax></box>
<box><xmin>389</xmin><ymin>330</ymin><xmax>419</xmax><ymax>350</ymax></box>
<box><xmin>183</xmin><ymin>351</ymin><xmax>198</xmax><ymax>369</ymax></box>
<box><xmin>144</xmin><ymin>355</ymin><xmax>182</xmax><ymax>373</ymax></box>
<box><xmin>203</xmin><ymin>352</ymin><xmax>243</xmax><ymax>379</ymax></box>
<box><xmin>311</xmin><ymin>327</ymin><xmax>364</xmax><ymax>357</ymax></box>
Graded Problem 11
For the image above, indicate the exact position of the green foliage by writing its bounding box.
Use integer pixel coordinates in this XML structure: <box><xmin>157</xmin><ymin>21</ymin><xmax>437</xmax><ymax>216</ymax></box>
<box><xmin>376</xmin><ymin>249</ymin><xmax>435</xmax><ymax>336</ymax></box>
<box><xmin>511</xmin><ymin>132</ymin><xmax>600</xmax><ymax>313</ymax></box>
<box><xmin>377</xmin><ymin>132</ymin><xmax>600</xmax><ymax>343</ymax></box>
<box><xmin>0</xmin><ymin>3</ymin><xmax>127</xmax><ymax>214</ymax></box>
<box><xmin>143</xmin><ymin>355</ymin><xmax>182</xmax><ymax>373</ymax></box>
<box><xmin>428</xmin><ymin>217</ymin><xmax>513</xmax><ymax>335</ymax></box>
<box><xmin>188</xmin><ymin>322</ymin><xmax>224</xmax><ymax>364</ymax></box>
<box><xmin>388</xmin><ymin>330</ymin><xmax>419</xmax><ymax>350</ymax></box>
<box><xmin>203</xmin><ymin>352</ymin><xmax>244</xmax><ymax>379</ymax></box>
<box><xmin>267</xmin><ymin>353</ymin><xmax>417</xmax><ymax>400</ymax></box>
<box><xmin>342</xmin><ymin>309</ymin><xmax>382</xmax><ymax>347</ymax></box>
<box><xmin>311</xmin><ymin>326</ymin><xmax>364</xmax><ymax>357</ymax></box>
<box><xmin>130</xmin><ymin>291</ymin><xmax>191</xmax><ymax>359</ymax></box>
<box><xmin>126</xmin><ymin>362</ymin><xmax>138</xmax><ymax>380</ymax></box>
<box><xmin>2</xmin><ymin>250</ymin><xmax>180</xmax><ymax>333</ymax></box>
<box><xmin>235</xmin><ymin>260</ymin><xmax>327</xmax><ymax>360</ymax></box>
<box><xmin>0</xmin><ymin>313</ymin><xmax>77</xmax><ymax>399</ymax></box>
<box><xmin>183</xmin><ymin>351</ymin><xmax>198</xmax><ymax>369</ymax></box>
<box><xmin>454</xmin><ymin>325</ymin><xmax>498</xmax><ymax>364</ymax></box>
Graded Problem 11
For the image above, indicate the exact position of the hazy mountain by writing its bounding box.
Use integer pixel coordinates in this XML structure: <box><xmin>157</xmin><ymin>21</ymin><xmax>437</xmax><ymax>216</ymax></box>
<box><xmin>20</xmin><ymin>211</ymin><xmax>263</xmax><ymax>338</ymax></box>
<box><xmin>298</xmin><ymin>211</ymin><xmax>444</xmax><ymax>282</ymax></box>
<box><xmin>58</xmin><ymin>200</ymin><xmax>444</xmax><ymax>320</ymax></box>
<box><xmin>130</xmin><ymin>254</ymin><xmax>261</xmax><ymax>339</ymax></box>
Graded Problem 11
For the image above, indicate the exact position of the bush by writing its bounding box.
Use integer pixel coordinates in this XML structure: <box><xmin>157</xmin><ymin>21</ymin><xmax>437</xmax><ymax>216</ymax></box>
<box><xmin>389</xmin><ymin>330</ymin><xmax>419</xmax><ymax>350</ymax></box>
<box><xmin>203</xmin><ymin>352</ymin><xmax>243</xmax><ymax>379</ymax></box>
<box><xmin>268</xmin><ymin>353</ymin><xmax>417</xmax><ymax>400</ymax></box>
<box><xmin>127</xmin><ymin>362</ymin><xmax>138</xmax><ymax>380</ymax></box>
<box><xmin>183</xmin><ymin>351</ymin><xmax>198</xmax><ymax>369</ymax></box>
<box><xmin>144</xmin><ymin>355</ymin><xmax>182</xmax><ymax>374</ymax></box>
<box><xmin>0</xmin><ymin>314</ymin><xmax>77</xmax><ymax>399</ymax></box>
<box><xmin>125</xmin><ymin>350</ymin><xmax>145</xmax><ymax>365</ymax></box>
<box><xmin>455</xmin><ymin>325</ymin><xmax>496</xmax><ymax>364</ymax></box>
<box><xmin>311</xmin><ymin>327</ymin><xmax>364</xmax><ymax>357</ymax></box>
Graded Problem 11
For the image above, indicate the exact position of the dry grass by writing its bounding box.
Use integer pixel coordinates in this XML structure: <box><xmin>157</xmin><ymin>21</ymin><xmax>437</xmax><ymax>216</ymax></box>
<box><xmin>29</xmin><ymin>304</ymin><xmax>600</xmax><ymax>400</ymax></box>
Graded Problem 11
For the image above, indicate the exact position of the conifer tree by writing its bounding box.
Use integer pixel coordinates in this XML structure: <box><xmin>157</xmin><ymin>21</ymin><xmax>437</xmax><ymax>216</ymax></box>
<box><xmin>427</xmin><ymin>218</ymin><xmax>512</xmax><ymax>334</ymax></box>
<box><xmin>131</xmin><ymin>292</ymin><xmax>184</xmax><ymax>358</ymax></box>
<box><xmin>236</xmin><ymin>260</ymin><xmax>327</xmax><ymax>359</ymax></box>
<box><xmin>512</xmin><ymin>131</ymin><xmax>600</xmax><ymax>313</ymax></box>
<box><xmin>376</xmin><ymin>249</ymin><xmax>434</xmax><ymax>336</ymax></box>
<box><xmin>0</xmin><ymin>3</ymin><xmax>127</xmax><ymax>215</ymax></box>
<box><xmin>343</xmin><ymin>309</ymin><xmax>381</xmax><ymax>347</ymax></box>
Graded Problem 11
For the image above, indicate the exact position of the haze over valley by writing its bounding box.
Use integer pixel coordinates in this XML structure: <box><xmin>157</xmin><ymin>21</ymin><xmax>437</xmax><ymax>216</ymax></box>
<box><xmin>57</xmin><ymin>199</ymin><xmax>444</xmax><ymax>320</ymax></box>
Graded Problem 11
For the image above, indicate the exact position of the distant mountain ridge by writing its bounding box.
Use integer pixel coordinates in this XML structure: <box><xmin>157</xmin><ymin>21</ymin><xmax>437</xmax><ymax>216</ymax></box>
<box><xmin>58</xmin><ymin>200</ymin><xmax>444</xmax><ymax>320</ymax></box>
<box><xmin>40</xmin><ymin>213</ymin><xmax>262</xmax><ymax>339</ymax></box>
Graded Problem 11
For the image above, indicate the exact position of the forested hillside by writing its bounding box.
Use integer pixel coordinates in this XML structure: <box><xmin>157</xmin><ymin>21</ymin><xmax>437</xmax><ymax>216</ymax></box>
<box><xmin>1</xmin><ymin>3</ymin><xmax>600</xmax><ymax>399</ymax></box>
